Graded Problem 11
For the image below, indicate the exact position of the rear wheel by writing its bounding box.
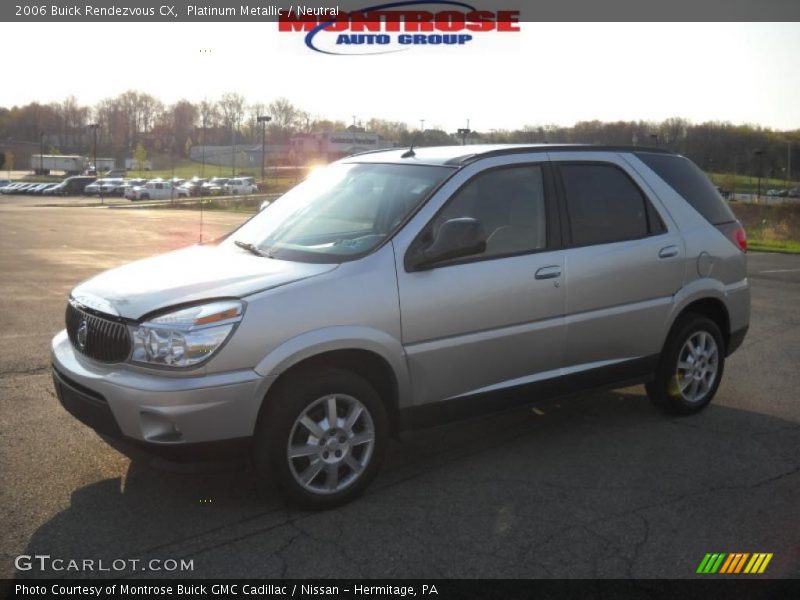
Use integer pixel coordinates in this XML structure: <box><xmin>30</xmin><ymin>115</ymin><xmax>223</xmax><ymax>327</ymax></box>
<box><xmin>646</xmin><ymin>314</ymin><xmax>725</xmax><ymax>415</ymax></box>
<box><xmin>254</xmin><ymin>367</ymin><xmax>388</xmax><ymax>509</ymax></box>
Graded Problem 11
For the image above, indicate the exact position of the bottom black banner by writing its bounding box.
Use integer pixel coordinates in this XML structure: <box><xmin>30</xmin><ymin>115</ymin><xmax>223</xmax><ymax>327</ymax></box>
<box><xmin>2</xmin><ymin>579</ymin><xmax>800</xmax><ymax>600</ymax></box>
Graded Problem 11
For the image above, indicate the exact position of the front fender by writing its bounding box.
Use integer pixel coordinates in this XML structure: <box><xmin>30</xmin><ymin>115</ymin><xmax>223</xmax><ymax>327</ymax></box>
<box><xmin>252</xmin><ymin>326</ymin><xmax>412</xmax><ymax>408</ymax></box>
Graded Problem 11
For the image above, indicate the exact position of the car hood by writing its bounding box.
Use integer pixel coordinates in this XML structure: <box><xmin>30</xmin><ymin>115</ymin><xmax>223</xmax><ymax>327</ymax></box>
<box><xmin>71</xmin><ymin>244</ymin><xmax>338</xmax><ymax>320</ymax></box>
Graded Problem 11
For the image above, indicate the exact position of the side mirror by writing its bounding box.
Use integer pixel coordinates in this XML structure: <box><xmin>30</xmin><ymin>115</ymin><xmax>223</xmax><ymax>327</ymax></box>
<box><xmin>407</xmin><ymin>217</ymin><xmax>486</xmax><ymax>271</ymax></box>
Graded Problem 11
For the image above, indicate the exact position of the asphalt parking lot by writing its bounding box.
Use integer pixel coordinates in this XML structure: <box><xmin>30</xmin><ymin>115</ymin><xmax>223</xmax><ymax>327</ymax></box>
<box><xmin>1</xmin><ymin>195</ymin><xmax>798</xmax><ymax>579</ymax></box>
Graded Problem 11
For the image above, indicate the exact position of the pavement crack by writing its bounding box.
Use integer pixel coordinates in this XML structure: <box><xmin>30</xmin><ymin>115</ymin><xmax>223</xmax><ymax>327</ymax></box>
<box><xmin>626</xmin><ymin>513</ymin><xmax>650</xmax><ymax>578</ymax></box>
<box><xmin>0</xmin><ymin>366</ymin><xmax>50</xmax><ymax>379</ymax></box>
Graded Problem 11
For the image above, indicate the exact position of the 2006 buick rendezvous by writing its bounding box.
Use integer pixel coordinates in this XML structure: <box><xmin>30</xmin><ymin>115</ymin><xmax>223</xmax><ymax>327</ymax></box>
<box><xmin>52</xmin><ymin>144</ymin><xmax>750</xmax><ymax>508</ymax></box>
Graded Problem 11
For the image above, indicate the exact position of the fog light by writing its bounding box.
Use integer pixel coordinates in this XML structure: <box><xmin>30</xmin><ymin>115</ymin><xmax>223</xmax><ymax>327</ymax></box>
<box><xmin>140</xmin><ymin>411</ymin><xmax>183</xmax><ymax>442</ymax></box>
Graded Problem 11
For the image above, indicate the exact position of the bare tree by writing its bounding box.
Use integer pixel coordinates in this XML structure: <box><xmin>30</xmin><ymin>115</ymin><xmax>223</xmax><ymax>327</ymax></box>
<box><xmin>170</xmin><ymin>100</ymin><xmax>198</xmax><ymax>156</ymax></box>
<box><xmin>267</xmin><ymin>97</ymin><xmax>301</xmax><ymax>142</ymax></box>
<box><xmin>217</xmin><ymin>92</ymin><xmax>246</xmax><ymax>129</ymax></box>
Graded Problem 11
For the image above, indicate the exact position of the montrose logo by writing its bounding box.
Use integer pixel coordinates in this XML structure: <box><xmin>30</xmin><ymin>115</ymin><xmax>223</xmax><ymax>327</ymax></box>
<box><xmin>278</xmin><ymin>1</ymin><xmax>520</xmax><ymax>55</ymax></box>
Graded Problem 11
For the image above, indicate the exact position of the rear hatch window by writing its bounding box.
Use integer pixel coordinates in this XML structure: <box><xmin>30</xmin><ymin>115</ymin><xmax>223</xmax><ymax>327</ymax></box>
<box><xmin>635</xmin><ymin>152</ymin><xmax>736</xmax><ymax>225</ymax></box>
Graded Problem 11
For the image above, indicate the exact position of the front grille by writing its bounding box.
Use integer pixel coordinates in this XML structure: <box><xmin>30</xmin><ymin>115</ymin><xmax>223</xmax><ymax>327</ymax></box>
<box><xmin>66</xmin><ymin>301</ymin><xmax>131</xmax><ymax>363</ymax></box>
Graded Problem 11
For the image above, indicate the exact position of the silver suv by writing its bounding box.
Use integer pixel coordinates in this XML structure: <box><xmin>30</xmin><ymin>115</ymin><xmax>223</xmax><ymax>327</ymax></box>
<box><xmin>51</xmin><ymin>145</ymin><xmax>750</xmax><ymax>508</ymax></box>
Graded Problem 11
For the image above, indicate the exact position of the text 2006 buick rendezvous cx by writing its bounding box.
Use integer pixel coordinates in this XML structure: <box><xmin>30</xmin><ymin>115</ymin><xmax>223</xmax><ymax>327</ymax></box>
<box><xmin>52</xmin><ymin>145</ymin><xmax>750</xmax><ymax>508</ymax></box>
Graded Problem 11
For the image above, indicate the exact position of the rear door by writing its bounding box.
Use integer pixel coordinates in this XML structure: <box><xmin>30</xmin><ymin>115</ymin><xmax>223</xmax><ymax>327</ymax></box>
<box><xmin>553</xmin><ymin>153</ymin><xmax>684</xmax><ymax>384</ymax></box>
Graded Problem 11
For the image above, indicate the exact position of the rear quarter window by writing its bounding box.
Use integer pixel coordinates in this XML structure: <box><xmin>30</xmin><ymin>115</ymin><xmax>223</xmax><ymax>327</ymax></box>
<box><xmin>635</xmin><ymin>152</ymin><xmax>736</xmax><ymax>225</ymax></box>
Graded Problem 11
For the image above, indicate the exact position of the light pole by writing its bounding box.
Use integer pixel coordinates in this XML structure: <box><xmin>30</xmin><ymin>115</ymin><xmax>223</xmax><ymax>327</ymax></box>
<box><xmin>649</xmin><ymin>133</ymin><xmax>659</xmax><ymax>147</ymax></box>
<box><xmin>231</xmin><ymin>120</ymin><xmax>236</xmax><ymax>177</ymax></box>
<box><xmin>257</xmin><ymin>115</ymin><xmax>272</xmax><ymax>185</ymax></box>
<box><xmin>199</xmin><ymin>118</ymin><xmax>206</xmax><ymax>180</ymax></box>
<box><xmin>754</xmin><ymin>149</ymin><xmax>764</xmax><ymax>201</ymax></box>
<box><xmin>457</xmin><ymin>128</ymin><xmax>471</xmax><ymax>146</ymax></box>
<box><xmin>39</xmin><ymin>132</ymin><xmax>45</xmax><ymax>175</ymax></box>
<box><xmin>88</xmin><ymin>123</ymin><xmax>99</xmax><ymax>176</ymax></box>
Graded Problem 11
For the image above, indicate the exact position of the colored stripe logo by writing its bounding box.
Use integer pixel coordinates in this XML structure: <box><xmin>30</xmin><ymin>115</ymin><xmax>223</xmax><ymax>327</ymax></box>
<box><xmin>696</xmin><ymin>553</ymin><xmax>773</xmax><ymax>574</ymax></box>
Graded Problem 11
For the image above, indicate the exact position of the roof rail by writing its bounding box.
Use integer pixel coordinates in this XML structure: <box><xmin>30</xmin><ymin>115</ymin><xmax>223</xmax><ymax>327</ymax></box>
<box><xmin>451</xmin><ymin>144</ymin><xmax>673</xmax><ymax>165</ymax></box>
<box><xmin>345</xmin><ymin>147</ymin><xmax>397</xmax><ymax>158</ymax></box>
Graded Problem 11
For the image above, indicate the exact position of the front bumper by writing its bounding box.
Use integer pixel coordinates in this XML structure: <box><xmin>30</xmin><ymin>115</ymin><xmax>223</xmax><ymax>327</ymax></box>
<box><xmin>51</xmin><ymin>330</ymin><xmax>264</xmax><ymax>460</ymax></box>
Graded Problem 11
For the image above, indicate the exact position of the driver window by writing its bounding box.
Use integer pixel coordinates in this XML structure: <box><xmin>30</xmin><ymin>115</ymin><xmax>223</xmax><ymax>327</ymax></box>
<box><xmin>433</xmin><ymin>165</ymin><xmax>547</xmax><ymax>259</ymax></box>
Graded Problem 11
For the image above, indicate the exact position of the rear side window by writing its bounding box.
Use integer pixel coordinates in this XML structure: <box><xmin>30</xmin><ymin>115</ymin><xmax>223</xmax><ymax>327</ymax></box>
<box><xmin>559</xmin><ymin>163</ymin><xmax>656</xmax><ymax>246</ymax></box>
<box><xmin>636</xmin><ymin>152</ymin><xmax>736</xmax><ymax>225</ymax></box>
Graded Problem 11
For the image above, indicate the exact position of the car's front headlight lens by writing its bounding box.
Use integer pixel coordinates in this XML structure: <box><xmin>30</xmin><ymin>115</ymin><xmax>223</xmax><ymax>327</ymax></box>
<box><xmin>130</xmin><ymin>300</ymin><xmax>243</xmax><ymax>368</ymax></box>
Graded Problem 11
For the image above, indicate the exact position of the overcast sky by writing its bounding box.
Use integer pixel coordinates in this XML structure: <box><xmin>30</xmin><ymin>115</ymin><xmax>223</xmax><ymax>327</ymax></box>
<box><xmin>3</xmin><ymin>22</ymin><xmax>799</xmax><ymax>131</ymax></box>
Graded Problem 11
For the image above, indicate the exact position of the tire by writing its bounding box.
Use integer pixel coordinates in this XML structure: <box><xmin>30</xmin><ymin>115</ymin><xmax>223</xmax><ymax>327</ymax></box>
<box><xmin>141</xmin><ymin>193</ymin><xmax>149</xmax><ymax>200</ymax></box>
<box><xmin>254</xmin><ymin>367</ymin><xmax>388</xmax><ymax>509</ymax></box>
<box><xmin>646</xmin><ymin>314</ymin><xmax>725</xmax><ymax>415</ymax></box>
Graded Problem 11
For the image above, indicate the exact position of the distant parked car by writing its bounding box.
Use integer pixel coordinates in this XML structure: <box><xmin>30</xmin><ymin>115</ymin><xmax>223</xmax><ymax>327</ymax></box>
<box><xmin>34</xmin><ymin>182</ymin><xmax>61</xmax><ymax>195</ymax></box>
<box><xmin>126</xmin><ymin>179</ymin><xmax>188</xmax><ymax>201</ymax></box>
<box><xmin>119</xmin><ymin>178</ymin><xmax>147</xmax><ymax>197</ymax></box>
<box><xmin>98</xmin><ymin>178</ymin><xmax>127</xmax><ymax>196</ymax></box>
<box><xmin>105</xmin><ymin>169</ymin><xmax>127</xmax><ymax>178</ymax></box>
<box><xmin>224</xmin><ymin>177</ymin><xmax>259</xmax><ymax>195</ymax></box>
<box><xmin>84</xmin><ymin>179</ymin><xmax>108</xmax><ymax>195</ymax></box>
<box><xmin>1</xmin><ymin>182</ymin><xmax>26</xmax><ymax>194</ymax></box>
<box><xmin>179</xmin><ymin>177</ymin><xmax>208</xmax><ymax>197</ymax></box>
<box><xmin>16</xmin><ymin>183</ymin><xmax>40</xmax><ymax>194</ymax></box>
<box><xmin>25</xmin><ymin>183</ymin><xmax>49</xmax><ymax>195</ymax></box>
<box><xmin>789</xmin><ymin>187</ymin><xmax>800</xmax><ymax>198</ymax></box>
<box><xmin>0</xmin><ymin>179</ymin><xmax>11</xmax><ymax>189</ymax></box>
<box><xmin>202</xmin><ymin>177</ymin><xmax>229</xmax><ymax>196</ymax></box>
<box><xmin>50</xmin><ymin>176</ymin><xmax>97</xmax><ymax>196</ymax></box>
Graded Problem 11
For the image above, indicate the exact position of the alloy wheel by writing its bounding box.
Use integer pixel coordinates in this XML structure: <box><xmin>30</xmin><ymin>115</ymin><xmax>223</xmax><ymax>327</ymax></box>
<box><xmin>675</xmin><ymin>331</ymin><xmax>719</xmax><ymax>403</ymax></box>
<box><xmin>287</xmin><ymin>394</ymin><xmax>375</xmax><ymax>495</ymax></box>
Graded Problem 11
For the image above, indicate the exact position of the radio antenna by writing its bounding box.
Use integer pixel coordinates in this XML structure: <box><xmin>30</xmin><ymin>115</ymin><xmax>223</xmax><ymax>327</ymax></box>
<box><xmin>199</xmin><ymin>192</ymin><xmax>204</xmax><ymax>243</ymax></box>
<box><xmin>401</xmin><ymin>135</ymin><xmax>418</xmax><ymax>159</ymax></box>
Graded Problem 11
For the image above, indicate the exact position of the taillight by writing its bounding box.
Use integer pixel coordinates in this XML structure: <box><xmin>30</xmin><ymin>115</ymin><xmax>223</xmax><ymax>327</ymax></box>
<box><xmin>716</xmin><ymin>222</ymin><xmax>747</xmax><ymax>253</ymax></box>
<box><xmin>733</xmin><ymin>226</ymin><xmax>747</xmax><ymax>252</ymax></box>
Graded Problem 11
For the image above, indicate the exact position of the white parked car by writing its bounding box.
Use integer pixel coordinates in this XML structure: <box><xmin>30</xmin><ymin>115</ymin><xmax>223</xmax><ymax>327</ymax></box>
<box><xmin>224</xmin><ymin>177</ymin><xmax>258</xmax><ymax>195</ymax></box>
<box><xmin>125</xmin><ymin>179</ymin><xmax>189</xmax><ymax>201</ymax></box>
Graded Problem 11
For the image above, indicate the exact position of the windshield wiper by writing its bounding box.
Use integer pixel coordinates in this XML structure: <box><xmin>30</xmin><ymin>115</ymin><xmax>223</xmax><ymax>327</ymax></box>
<box><xmin>234</xmin><ymin>240</ymin><xmax>273</xmax><ymax>258</ymax></box>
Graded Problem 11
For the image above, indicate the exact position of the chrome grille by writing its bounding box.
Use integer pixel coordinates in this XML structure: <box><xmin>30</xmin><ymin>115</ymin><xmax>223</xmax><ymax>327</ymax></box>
<box><xmin>65</xmin><ymin>301</ymin><xmax>130</xmax><ymax>363</ymax></box>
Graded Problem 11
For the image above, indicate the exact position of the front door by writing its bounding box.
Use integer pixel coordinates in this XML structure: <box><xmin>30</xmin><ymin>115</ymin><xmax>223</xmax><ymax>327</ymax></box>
<box><xmin>395</xmin><ymin>161</ymin><xmax>567</xmax><ymax>409</ymax></box>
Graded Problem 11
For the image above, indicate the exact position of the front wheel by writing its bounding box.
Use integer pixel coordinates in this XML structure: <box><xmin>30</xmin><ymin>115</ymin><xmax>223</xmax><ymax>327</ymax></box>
<box><xmin>254</xmin><ymin>367</ymin><xmax>388</xmax><ymax>509</ymax></box>
<box><xmin>646</xmin><ymin>314</ymin><xmax>725</xmax><ymax>415</ymax></box>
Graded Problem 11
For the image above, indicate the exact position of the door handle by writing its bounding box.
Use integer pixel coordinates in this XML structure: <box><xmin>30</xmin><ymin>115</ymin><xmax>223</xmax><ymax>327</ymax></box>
<box><xmin>535</xmin><ymin>265</ymin><xmax>562</xmax><ymax>280</ymax></box>
<box><xmin>659</xmin><ymin>245</ymin><xmax>679</xmax><ymax>259</ymax></box>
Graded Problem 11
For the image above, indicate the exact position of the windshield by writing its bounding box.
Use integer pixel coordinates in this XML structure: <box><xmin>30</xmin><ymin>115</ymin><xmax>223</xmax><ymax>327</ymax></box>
<box><xmin>227</xmin><ymin>162</ymin><xmax>453</xmax><ymax>263</ymax></box>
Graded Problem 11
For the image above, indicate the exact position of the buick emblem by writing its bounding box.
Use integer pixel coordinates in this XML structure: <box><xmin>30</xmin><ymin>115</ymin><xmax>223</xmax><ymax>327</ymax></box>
<box><xmin>77</xmin><ymin>319</ymin><xmax>88</xmax><ymax>350</ymax></box>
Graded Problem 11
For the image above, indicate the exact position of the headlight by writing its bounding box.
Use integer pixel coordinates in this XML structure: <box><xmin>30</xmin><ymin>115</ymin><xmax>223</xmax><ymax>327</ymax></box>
<box><xmin>130</xmin><ymin>300</ymin><xmax>243</xmax><ymax>368</ymax></box>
